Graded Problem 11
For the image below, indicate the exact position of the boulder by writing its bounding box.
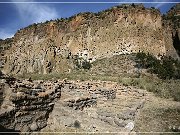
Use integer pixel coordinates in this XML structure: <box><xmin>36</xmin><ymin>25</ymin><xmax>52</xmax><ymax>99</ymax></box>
<box><xmin>30</xmin><ymin>122</ymin><xmax>38</xmax><ymax>131</ymax></box>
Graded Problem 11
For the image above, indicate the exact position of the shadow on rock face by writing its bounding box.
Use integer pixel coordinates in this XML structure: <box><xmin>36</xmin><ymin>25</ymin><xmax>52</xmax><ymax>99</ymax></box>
<box><xmin>0</xmin><ymin>125</ymin><xmax>20</xmax><ymax>135</ymax></box>
<box><xmin>173</xmin><ymin>31</ymin><xmax>180</xmax><ymax>56</ymax></box>
<box><xmin>0</xmin><ymin>70</ymin><xmax>3</xmax><ymax>79</ymax></box>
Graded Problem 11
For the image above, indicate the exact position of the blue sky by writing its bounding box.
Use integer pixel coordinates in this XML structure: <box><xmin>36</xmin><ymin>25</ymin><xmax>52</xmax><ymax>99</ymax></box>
<box><xmin>0</xmin><ymin>0</ymin><xmax>179</xmax><ymax>39</ymax></box>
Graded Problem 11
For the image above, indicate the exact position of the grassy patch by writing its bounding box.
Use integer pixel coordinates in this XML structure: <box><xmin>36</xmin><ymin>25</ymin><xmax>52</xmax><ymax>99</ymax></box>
<box><xmin>135</xmin><ymin>105</ymin><xmax>180</xmax><ymax>133</ymax></box>
<box><xmin>15</xmin><ymin>71</ymin><xmax>119</xmax><ymax>82</ymax></box>
<box><xmin>14</xmin><ymin>53</ymin><xmax>180</xmax><ymax>102</ymax></box>
<box><xmin>136</xmin><ymin>52</ymin><xmax>180</xmax><ymax>79</ymax></box>
<box><xmin>16</xmin><ymin>71</ymin><xmax>180</xmax><ymax>101</ymax></box>
<box><xmin>118</xmin><ymin>75</ymin><xmax>180</xmax><ymax>101</ymax></box>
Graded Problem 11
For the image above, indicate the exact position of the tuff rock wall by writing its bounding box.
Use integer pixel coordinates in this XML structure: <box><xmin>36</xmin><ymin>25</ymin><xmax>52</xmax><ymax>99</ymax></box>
<box><xmin>0</xmin><ymin>4</ymin><xmax>179</xmax><ymax>75</ymax></box>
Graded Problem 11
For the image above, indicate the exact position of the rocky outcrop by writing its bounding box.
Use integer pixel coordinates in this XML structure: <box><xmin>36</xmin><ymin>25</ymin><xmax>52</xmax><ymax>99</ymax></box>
<box><xmin>0</xmin><ymin>82</ymin><xmax>4</xmax><ymax>107</ymax></box>
<box><xmin>0</xmin><ymin>38</ymin><xmax>13</xmax><ymax>70</ymax></box>
<box><xmin>0</xmin><ymin>78</ymin><xmax>61</xmax><ymax>132</ymax></box>
<box><xmin>1</xmin><ymin>4</ymin><xmax>179</xmax><ymax>75</ymax></box>
<box><xmin>163</xmin><ymin>4</ymin><xmax>180</xmax><ymax>57</ymax></box>
<box><xmin>64</xmin><ymin>96</ymin><xmax>97</xmax><ymax>110</ymax></box>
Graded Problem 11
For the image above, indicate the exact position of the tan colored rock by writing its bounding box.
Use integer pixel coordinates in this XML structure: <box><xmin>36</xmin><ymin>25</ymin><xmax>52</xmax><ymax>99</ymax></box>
<box><xmin>1</xmin><ymin>4</ymin><xmax>179</xmax><ymax>75</ymax></box>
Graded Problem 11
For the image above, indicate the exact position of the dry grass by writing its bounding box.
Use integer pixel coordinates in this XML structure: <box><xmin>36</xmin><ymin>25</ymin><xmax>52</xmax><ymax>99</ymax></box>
<box><xmin>16</xmin><ymin>71</ymin><xmax>180</xmax><ymax>102</ymax></box>
<box><xmin>15</xmin><ymin>71</ymin><xmax>120</xmax><ymax>82</ymax></box>
<box><xmin>118</xmin><ymin>75</ymin><xmax>180</xmax><ymax>101</ymax></box>
<box><xmin>14</xmin><ymin>54</ymin><xmax>180</xmax><ymax>102</ymax></box>
<box><xmin>134</xmin><ymin>94</ymin><xmax>180</xmax><ymax>133</ymax></box>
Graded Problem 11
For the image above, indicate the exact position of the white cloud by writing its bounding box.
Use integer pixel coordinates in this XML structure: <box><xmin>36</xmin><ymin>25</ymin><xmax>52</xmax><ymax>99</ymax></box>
<box><xmin>154</xmin><ymin>3</ymin><xmax>165</xmax><ymax>8</ymax></box>
<box><xmin>153</xmin><ymin>0</ymin><xmax>167</xmax><ymax>8</ymax></box>
<box><xmin>0</xmin><ymin>0</ymin><xmax>59</xmax><ymax>39</ymax></box>
<box><xmin>11</xmin><ymin>0</ymin><xmax>58</xmax><ymax>24</ymax></box>
<box><xmin>0</xmin><ymin>29</ymin><xmax>14</xmax><ymax>40</ymax></box>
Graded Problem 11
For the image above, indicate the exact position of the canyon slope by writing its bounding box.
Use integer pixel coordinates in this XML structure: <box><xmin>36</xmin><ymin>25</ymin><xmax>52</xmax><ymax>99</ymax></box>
<box><xmin>0</xmin><ymin>4</ymin><xmax>179</xmax><ymax>75</ymax></box>
<box><xmin>0</xmin><ymin>4</ymin><xmax>180</xmax><ymax>134</ymax></box>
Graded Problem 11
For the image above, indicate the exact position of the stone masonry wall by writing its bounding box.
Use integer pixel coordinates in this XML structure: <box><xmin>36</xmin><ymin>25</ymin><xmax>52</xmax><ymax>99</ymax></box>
<box><xmin>0</xmin><ymin>78</ymin><xmax>61</xmax><ymax>132</ymax></box>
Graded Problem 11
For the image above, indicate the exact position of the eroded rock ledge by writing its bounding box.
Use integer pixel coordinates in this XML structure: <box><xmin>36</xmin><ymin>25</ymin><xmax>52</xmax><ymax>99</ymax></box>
<box><xmin>0</xmin><ymin>77</ymin><xmax>61</xmax><ymax>132</ymax></box>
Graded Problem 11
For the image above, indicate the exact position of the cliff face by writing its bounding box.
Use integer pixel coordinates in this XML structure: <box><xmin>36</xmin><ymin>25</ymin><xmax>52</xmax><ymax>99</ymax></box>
<box><xmin>1</xmin><ymin>4</ymin><xmax>179</xmax><ymax>75</ymax></box>
<box><xmin>0</xmin><ymin>38</ymin><xmax>13</xmax><ymax>70</ymax></box>
<box><xmin>163</xmin><ymin>4</ymin><xmax>180</xmax><ymax>57</ymax></box>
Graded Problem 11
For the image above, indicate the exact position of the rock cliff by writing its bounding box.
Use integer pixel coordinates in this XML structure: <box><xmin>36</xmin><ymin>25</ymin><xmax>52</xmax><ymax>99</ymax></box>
<box><xmin>163</xmin><ymin>4</ymin><xmax>180</xmax><ymax>57</ymax></box>
<box><xmin>0</xmin><ymin>38</ymin><xmax>13</xmax><ymax>70</ymax></box>
<box><xmin>0</xmin><ymin>4</ymin><xmax>179</xmax><ymax>75</ymax></box>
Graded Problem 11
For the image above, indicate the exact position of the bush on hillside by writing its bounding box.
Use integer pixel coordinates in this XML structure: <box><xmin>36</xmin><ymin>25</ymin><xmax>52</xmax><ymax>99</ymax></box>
<box><xmin>82</xmin><ymin>60</ymin><xmax>92</xmax><ymax>70</ymax></box>
<box><xmin>73</xmin><ymin>56</ymin><xmax>91</xmax><ymax>70</ymax></box>
<box><xmin>136</xmin><ymin>52</ymin><xmax>180</xmax><ymax>79</ymax></box>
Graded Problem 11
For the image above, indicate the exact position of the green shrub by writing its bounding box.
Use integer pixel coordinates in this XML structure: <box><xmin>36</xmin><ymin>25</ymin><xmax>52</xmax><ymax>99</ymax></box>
<box><xmin>82</xmin><ymin>60</ymin><xmax>92</xmax><ymax>70</ymax></box>
<box><xmin>136</xmin><ymin>52</ymin><xmax>180</xmax><ymax>79</ymax></box>
<box><xmin>73</xmin><ymin>56</ymin><xmax>92</xmax><ymax>70</ymax></box>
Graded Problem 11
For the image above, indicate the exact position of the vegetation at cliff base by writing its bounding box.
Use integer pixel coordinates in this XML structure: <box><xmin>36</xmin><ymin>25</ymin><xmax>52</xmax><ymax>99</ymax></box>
<box><xmin>134</xmin><ymin>52</ymin><xmax>180</xmax><ymax>101</ymax></box>
<box><xmin>15</xmin><ymin>52</ymin><xmax>180</xmax><ymax>102</ymax></box>
<box><xmin>136</xmin><ymin>52</ymin><xmax>180</xmax><ymax>79</ymax></box>
<box><xmin>73</xmin><ymin>56</ymin><xmax>92</xmax><ymax>70</ymax></box>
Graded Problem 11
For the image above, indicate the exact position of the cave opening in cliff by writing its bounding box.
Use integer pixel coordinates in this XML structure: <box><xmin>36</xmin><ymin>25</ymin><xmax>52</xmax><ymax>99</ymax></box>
<box><xmin>173</xmin><ymin>32</ymin><xmax>180</xmax><ymax>56</ymax></box>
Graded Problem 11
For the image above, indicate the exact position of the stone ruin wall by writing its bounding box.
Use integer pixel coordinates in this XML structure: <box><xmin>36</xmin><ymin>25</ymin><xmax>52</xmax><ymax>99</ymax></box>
<box><xmin>0</xmin><ymin>78</ymin><xmax>147</xmax><ymax>132</ymax></box>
